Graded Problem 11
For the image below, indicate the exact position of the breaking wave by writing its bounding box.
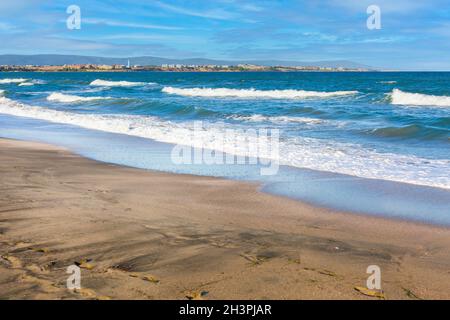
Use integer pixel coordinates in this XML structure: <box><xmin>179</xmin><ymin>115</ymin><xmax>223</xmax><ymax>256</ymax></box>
<box><xmin>0</xmin><ymin>78</ymin><xmax>28</xmax><ymax>84</ymax></box>
<box><xmin>90</xmin><ymin>79</ymin><xmax>152</xmax><ymax>87</ymax></box>
<box><xmin>18</xmin><ymin>79</ymin><xmax>46</xmax><ymax>86</ymax></box>
<box><xmin>162</xmin><ymin>87</ymin><xmax>358</xmax><ymax>99</ymax></box>
<box><xmin>47</xmin><ymin>93</ymin><xmax>113</xmax><ymax>103</ymax></box>
<box><xmin>390</xmin><ymin>89</ymin><xmax>450</xmax><ymax>107</ymax></box>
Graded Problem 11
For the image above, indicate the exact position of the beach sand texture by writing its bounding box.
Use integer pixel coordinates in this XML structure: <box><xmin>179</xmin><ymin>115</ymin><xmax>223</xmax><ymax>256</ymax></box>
<box><xmin>0</xmin><ymin>138</ymin><xmax>449</xmax><ymax>299</ymax></box>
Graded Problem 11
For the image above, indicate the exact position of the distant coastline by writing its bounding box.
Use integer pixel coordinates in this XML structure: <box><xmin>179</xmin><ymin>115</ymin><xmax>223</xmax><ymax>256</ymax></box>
<box><xmin>0</xmin><ymin>54</ymin><xmax>374</xmax><ymax>72</ymax></box>
<box><xmin>0</xmin><ymin>64</ymin><xmax>372</xmax><ymax>72</ymax></box>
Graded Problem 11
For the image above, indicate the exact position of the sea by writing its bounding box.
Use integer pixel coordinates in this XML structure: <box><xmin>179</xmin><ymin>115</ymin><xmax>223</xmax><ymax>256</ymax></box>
<box><xmin>0</xmin><ymin>71</ymin><xmax>449</xmax><ymax>225</ymax></box>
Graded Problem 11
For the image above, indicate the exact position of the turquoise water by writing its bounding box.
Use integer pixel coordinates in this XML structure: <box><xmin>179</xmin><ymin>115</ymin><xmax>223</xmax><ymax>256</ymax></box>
<box><xmin>0</xmin><ymin>72</ymin><xmax>449</xmax><ymax>224</ymax></box>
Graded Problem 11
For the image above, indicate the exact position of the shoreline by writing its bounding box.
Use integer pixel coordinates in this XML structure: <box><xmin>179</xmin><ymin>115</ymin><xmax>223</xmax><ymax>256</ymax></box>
<box><xmin>39</xmin><ymin>140</ymin><xmax>450</xmax><ymax>229</ymax></box>
<box><xmin>1</xmin><ymin>137</ymin><xmax>449</xmax><ymax>299</ymax></box>
<box><xmin>1</xmin><ymin>112</ymin><xmax>448</xmax><ymax>226</ymax></box>
<box><xmin>3</xmin><ymin>136</ymin><xmax>447</xmax><ymax>231</ymax></box>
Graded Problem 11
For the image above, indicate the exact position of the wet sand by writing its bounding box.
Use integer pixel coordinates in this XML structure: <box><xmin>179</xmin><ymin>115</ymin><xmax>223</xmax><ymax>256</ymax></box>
<box><xmin>0</xmin><ymin>138</ymin><xmax>449</xmax><ymax>299</ymax></box>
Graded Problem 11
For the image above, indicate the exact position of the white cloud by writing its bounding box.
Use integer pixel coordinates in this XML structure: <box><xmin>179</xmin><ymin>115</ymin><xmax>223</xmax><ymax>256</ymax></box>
<box><xmin>152</xmin><ymin>0</ymin><xmax>237</xmax><ymax>20</ymax></box>
<box><xmin>83</xmin><ymin>18</ymin><xmax>183</xmax><ymax>30</ymax></box>
<box><xmin>101</xmin><ymin>33</ymin><xmax>201</xmax><ymax>44</ymax></box>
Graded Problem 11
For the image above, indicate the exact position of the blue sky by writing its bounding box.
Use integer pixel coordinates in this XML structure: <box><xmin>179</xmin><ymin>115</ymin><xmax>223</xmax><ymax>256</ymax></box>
<box><xmin>0</xmin><ymin>0</ymin><xmax>449</xmax><ymax>70</ymax></box>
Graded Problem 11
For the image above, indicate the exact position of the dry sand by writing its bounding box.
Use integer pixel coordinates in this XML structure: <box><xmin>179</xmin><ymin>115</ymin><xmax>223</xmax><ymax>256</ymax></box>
<box><xmin>0</xmin><ymin>138</ymin><xmax>449</xmax><ymax>300</ymax></box>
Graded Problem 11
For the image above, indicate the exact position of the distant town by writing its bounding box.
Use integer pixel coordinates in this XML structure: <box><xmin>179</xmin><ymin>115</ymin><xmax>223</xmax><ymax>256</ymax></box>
<box><xmin>0</xmin><ymin>60</ymin><xmax>371</xmax><ymax>72</ymax></box>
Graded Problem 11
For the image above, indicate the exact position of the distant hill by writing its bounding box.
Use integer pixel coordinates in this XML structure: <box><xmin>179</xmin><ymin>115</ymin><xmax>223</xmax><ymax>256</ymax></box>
<box><xmin>0</xmin><ymin>54</ymin><xmax>374</xmax><ymax>70</ymax></box>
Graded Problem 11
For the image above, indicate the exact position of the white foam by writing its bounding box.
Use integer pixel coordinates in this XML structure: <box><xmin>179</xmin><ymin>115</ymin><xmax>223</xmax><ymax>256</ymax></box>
<box><xmin>390</xmin><ymin>89</ymin><xmax>450</xmax><ymax>107</ymax></box>
<box><xmin>90</xmin><ymin>79</ymin><xmax>149</xmax><ymax>87</ymax></box>
<box><xmin>0</xmin><ymin>78</ymin><xmax>27</xmax><ymax>84</ymax></box>
<box><xmin>47</xmin><ymin>93</ymin><xmax>112</xmax><ymax>103</ymax></box>
<box><xmin>0</xmin><ymin>96</ymin><xmax>448</xmax><ymax>190</ymax></box>
<box><xmin>162</xmin><ymin>87</ymin><xmax>358</xmax><ymax>99</ymax></box>
<box><xmin>230</xmin><ymin>114</ymin><xmax>324</xmax><ymax>124</ymax></box>
<box><xmin>18</xmin><ymin>79</ymin><xmax>46</xmax><ymax>86</ymax></box>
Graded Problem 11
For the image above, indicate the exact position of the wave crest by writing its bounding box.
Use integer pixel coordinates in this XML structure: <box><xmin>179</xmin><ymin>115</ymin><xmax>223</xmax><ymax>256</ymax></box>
<box><xmin>47</xmin><ymin>93</ymin><xmax>112</xmax><ymax>103</ymax></box>
<box><xmin>370</xmin><ymin>124</ymin><xmax>449</xmax><ymax>140</ymax></box>
<box><xmin>0</xmin><ymin>78</ymin><xmax>27</xmax><ymax>84</ymax></box>
<box><xmin>90</xmin><ymin>79</ymin><xmax>150</xmax><ymax>87</ymax></box>
<box><xmin>390</xmin><ymin>89</ymin><xmax>450</xmax><ymax>107</ymax></box>
<box><xmin>18</xmin><ymin>79</ymin><xmax>46</xmax><ymax>86</ymax></box>
<box><xmin>162</xmin><ymin>87</ymin><xmax>358</xmax><ymax>99</ymax></box>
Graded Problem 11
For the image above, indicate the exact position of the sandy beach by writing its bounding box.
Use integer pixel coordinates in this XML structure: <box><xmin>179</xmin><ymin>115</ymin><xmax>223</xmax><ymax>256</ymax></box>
<box><xmin>0</xmin><ymin>137</ymin><xmax>449</xmax><ymax>300</ymax></box>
